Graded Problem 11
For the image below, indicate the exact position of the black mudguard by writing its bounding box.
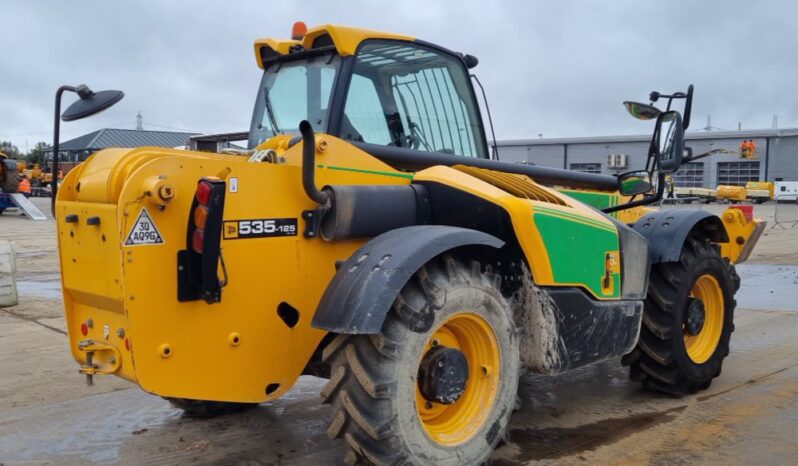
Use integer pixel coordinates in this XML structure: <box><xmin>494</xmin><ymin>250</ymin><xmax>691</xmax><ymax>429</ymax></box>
<box><xmin>517</xmin><ymin>284</ymin><xmax>643</xmax><ymax>375</ymax></box>
<box><xmin>311</xmin><ymin>225</ymin><xmax>504</xmax><ymax>334</ymax></box>
<box><xmin>544</xmin><ymin>289</ymin><xmax>643</xmax><ymax>373</ymax></box>
<box><xmin>631</xmin><ymin>209</ymin><xmax>728</xmax><ymax>263</ymax></box>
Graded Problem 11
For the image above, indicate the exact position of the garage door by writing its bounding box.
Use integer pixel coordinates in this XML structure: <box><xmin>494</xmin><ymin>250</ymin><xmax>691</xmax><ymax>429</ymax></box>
<box><xmin>717</xmin><ymin>161</ymin><xmax>760</xmax><ymax>186</ymax></box>
<box><xmin>673</xmin><ymin>162</ymin><xmax>704</xmax><ymax>187</ymax></box>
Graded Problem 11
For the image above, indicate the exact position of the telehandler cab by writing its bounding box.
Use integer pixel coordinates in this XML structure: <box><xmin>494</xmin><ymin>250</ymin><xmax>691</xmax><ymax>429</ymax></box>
<box><xmin>56</xmin><ymin>23</ymin><xmax>764</xmax><ymax>465</ymax></box>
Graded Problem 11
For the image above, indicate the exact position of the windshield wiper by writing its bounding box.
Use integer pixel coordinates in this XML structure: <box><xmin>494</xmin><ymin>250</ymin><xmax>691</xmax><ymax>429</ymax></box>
<box><xmin>263</xmin><ymin>87</ymin><xmax>282</xmax><ymax>135</ymax></box>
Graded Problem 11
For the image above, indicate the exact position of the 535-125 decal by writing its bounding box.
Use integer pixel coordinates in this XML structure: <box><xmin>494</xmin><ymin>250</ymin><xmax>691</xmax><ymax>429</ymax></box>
<box><xmin>224</xmin><ymin>218</ymin><xmax>298</xmax><ymax>239</ymax></box>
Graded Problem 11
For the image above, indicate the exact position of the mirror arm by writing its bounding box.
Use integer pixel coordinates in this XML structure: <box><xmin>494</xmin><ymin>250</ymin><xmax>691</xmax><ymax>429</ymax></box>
<box><xmin>682</xmin><ymin>84</ymin><xmax>693</xmax><ymax>129</ymax></box>
<box><xmin>682</xmin><ymin>147</ymin><xmax>725</xmax><ymax>164</ymax></box>
<box><xmin>51</xmin><ymin>85</ymin><xmax>79</xmax><ymax>215</ymax></box>
<box><xmin>471</xmin><ymin>74</ymin><xmax>498</xmax><ymax>160</ymax></box>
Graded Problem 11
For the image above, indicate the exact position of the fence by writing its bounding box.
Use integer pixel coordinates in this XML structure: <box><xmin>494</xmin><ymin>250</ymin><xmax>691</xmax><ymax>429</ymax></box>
<box><xmin>659</xmin><ymin>197</ymin><xmax>704</xmax><ymax>210</ymax></box>
<box><xmin>773</xmin><ymin>196</ymin><xmax>798</xmax><ymax>229</ymax></box>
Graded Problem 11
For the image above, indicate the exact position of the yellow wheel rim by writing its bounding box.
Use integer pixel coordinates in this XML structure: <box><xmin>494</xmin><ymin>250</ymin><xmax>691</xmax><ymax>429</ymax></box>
<box><xmin>684</xmin><ymin>274</ymin><xmax>724</xmax><ymax>364</ymax></box>
<box><xmin>415</xmin><ymin>312</ymin><xmax>500</xmax><ymax>446</ymax></box>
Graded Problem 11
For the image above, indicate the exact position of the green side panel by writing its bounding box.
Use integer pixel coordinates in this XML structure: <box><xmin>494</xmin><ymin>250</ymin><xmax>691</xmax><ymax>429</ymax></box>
<box><xmin>559</xmin><ymin>189</ymin><xmax>618</xmax><ymax>210</ymax></box>
<box><xmin>534</xmin><ymin>211</ymin><xmax>621</xmax><ymax>299</ymax></box>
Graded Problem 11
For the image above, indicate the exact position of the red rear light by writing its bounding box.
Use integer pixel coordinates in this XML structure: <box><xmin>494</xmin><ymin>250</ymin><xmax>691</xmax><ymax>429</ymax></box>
<box><xmin>192</xmin><ymin>228</ymin><xmax>204</xmax><ymax>253</ymax></box>
<box><xmin>196</xmin><ymin>181</ymin><xmax>212</xmax><ymax>206</ymax></box>
<box><xmin>193</xmin><ymin>205</ymin><xmax>208</xmax><ymax>230</ymax></box>
<box><xmin>181</xmin><ymin>177</ymin><xmax>226</xmax><ymax>304</ymax></box>
<box><xmin>80</xmin><ymin>322</ymin><xmax>89</xmax><ymax>336</ymax></box>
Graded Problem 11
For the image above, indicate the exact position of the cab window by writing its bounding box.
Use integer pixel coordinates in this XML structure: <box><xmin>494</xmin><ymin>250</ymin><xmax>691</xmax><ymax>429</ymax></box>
<box><xmin>341</xmin><ymin>41</ymin><xmax>487</xmax><ymax>158</ymax></box>
<box><xmin>342</xmin><ymin>74</ymin><xmax>392</xmax><ymax>144</ymax></box>
<box><xmin>249</xmin><ymin>52</ymin><xmax>340</xmax><ymax>148</ymax></box>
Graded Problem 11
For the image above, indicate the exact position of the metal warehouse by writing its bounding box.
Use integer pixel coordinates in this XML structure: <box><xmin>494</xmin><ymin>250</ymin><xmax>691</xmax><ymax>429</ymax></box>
<box><xmin>496</xmin><ymin>128</ymin><xmax>798</xmax><ymax>188</ymax></box>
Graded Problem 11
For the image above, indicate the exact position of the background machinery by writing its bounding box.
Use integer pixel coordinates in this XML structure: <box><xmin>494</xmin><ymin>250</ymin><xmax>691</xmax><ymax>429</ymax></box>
<box><xmin>55</xmin><ymin>23</ymin><xmax>764</xmax><ymax>464</ymax></box>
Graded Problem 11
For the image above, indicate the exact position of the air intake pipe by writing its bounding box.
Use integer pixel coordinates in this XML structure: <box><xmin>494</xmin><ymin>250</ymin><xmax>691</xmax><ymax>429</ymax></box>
<box><xmin>297</xmin><ymin>121</ymin><xmax>429</xmax><ymax>241</ymax></box>
<box><xmin>300</xmin><ymin>120</ymin><xmax>330</xmax><ymax>205</ymax></box>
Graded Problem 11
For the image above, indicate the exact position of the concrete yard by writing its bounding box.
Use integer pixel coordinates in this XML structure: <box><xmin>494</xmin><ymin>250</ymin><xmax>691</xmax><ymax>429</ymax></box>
<box><xmin>2</xmin><ymin>198</ymin><xmax>798</xmax><ymax>465</ymax></box>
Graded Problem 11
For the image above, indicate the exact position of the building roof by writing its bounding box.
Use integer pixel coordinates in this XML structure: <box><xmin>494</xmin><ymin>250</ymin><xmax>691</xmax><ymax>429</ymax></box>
<box><xmin>497</xmin><ymin>127</ymin><xmax>798</xmax><ymax>147</ymax></box>
<box><xmin>50</xmin><ymin>128</ymin><xmax>201</xmax><ymax>153</ymax></box>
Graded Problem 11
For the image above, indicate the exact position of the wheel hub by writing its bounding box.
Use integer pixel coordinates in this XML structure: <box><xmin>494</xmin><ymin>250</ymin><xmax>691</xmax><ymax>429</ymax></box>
<box><xmin>685</xmin><ymin>298</ymin><xmax>706</xmax><ymax>336</ymax></box>
<box><xmin>417</xmin><ymin>346</ymin><xmax>469</xmax><ymax>405</ymax></box>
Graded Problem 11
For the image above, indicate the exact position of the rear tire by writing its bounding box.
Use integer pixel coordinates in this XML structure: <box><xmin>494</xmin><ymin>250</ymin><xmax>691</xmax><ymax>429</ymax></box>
<box><xmin>623</xmin><ymin>235</ymin><xmax>736</xmax><ymax>395</ymax></box>
<box><xmin>165</xmin><ymin>397</ymin><xmax>257</xmax><ymax>418</ymax></box>
<box><xmin>321</xmin><ymin>256</ymin><xmax>520</xmax><ymax>465</ymax></box>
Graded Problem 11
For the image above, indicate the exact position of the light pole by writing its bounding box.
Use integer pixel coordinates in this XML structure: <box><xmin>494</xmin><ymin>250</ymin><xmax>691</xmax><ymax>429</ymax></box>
<box><xmin>51</xmin><ymin>84</ymin><xmax>124</xmax><ymax>214</ymax></box>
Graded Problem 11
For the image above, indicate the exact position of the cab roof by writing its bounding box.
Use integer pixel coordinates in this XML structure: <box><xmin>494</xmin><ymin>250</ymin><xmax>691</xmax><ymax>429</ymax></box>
<box><xmin>253</xmin><ymin>24</ymin><xmax>415</xmax><ymax>69</ymax></box>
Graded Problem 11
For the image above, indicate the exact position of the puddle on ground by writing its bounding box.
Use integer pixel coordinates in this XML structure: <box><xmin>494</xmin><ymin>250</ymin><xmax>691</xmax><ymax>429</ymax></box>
<box><xmin>0</xmin><ymin>388</ymin><xmax>176</xmax><ymax>463</ymax></box>
<box><xmin>15</xmin><ymin>273</ymin><xmax>62</xmax><ymax>300</ymax></box>
<box><xmin>736</xmin><ymin>265</ymin><xmax>798</xmax><ymax>311</ymax></box>
<box><xmin>0</xmin><ymin>377</ymin><xmax>336</xmax><ymax>464</ymax></box>
<box><xmin>497</xmin><ymin>406</ymin><xmax>685</xmax><ymax>464</ymax></box>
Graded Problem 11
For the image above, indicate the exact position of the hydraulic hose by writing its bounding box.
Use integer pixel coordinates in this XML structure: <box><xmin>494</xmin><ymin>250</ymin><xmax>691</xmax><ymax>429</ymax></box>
<box><xmin>299</xmin><ymin>120</ymin><xmax>330</xmax><ymax>205</ymax></box>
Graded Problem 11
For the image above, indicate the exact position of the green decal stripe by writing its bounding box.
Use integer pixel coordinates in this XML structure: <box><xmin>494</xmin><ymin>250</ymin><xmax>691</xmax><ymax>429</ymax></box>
<box><xmin>559</xmin><ymin>189</ymin><xmax>621</xmax><ymax>218</ymax></box>
<box><xmin>534</xmin><ymin>211</ymin><xmax>621</xmax><ymax>299</ymax></box>
<box><xmin>317</xmin><ymin>164</ymin><xmax>414</xmax><ymax>179</ymax></box>
<box><xmin>534</xmin><ymin>210</ymin><xmax>618</xmax><ymax>236</ymax></box>
<box><xmin>560</xmin><ymin>189</ymin><xmax>619</xmax><ymax>208</ymax></box>
<box><xmin>534</xmin><ymin>206</ymin><xmax>617</xmax><ymax>233</ymax></box>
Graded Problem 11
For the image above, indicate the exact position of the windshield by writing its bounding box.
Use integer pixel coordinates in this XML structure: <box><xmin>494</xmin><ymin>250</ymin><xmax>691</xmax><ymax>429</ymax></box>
<box><xmin>342</xmin><ymin>40</ymin><xmax>488</xmax><ymax>158</ymax></box>
<box><xmin>248</xmin><ymin>52</ymin><xmax>341</xmax><ymax>148</ymax></box>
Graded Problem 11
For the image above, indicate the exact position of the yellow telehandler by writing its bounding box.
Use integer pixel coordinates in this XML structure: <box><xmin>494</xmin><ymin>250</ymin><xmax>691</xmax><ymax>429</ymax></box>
<box><xmin>56</xmin><ymin>23</ymin><xmax>764</xmax><ymax>464</ymax></box>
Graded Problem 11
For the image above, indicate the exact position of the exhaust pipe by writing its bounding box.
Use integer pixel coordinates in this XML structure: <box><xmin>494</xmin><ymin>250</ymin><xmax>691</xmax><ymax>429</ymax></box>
<box><xmin>299</xmin><ymin>120</ymin><xmax>330</xmax><ymax>205</ymax></box>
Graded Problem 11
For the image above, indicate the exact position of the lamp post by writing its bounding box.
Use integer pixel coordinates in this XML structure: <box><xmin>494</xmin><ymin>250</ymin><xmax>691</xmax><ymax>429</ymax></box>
<box><xmin>51</xmin><ymin>84</ymin><xmax>124</xmax><ymax>214</ymax></box>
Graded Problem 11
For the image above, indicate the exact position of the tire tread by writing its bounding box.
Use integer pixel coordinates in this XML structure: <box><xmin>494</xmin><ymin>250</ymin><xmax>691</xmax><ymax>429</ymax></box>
<box><xmin>624</xmin><ymin>235</ymin><xmax>737</xmax><ymax>395</ymax></box>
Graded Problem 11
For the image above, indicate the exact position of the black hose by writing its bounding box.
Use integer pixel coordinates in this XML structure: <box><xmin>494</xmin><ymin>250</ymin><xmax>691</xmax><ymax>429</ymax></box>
<box><xmin>299</xmin><ymin>120</ymin><xmax>329</xmax><ymax>205</ymax></box>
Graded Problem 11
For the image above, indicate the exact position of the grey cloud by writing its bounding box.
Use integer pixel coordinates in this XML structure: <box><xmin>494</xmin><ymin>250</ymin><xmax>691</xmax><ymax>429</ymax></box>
<box><xmin>1</xmin><ymin>0</ymin><xmax>795</xmax><ymax>151</ymax></box>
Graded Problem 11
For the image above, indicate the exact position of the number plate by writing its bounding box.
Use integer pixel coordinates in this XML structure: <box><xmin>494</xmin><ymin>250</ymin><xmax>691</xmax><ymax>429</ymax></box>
<box><xmin>223</xmin><ymin>218</ymin><xmax>298</xmax><ymax>239</ymax></box>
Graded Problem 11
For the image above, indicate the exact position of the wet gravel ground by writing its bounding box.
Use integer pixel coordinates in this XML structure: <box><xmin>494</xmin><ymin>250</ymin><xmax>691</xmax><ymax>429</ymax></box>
<box><xmin>2</xmin><ymin>198</ymin><xmax>798</xmax><ymax>465</ymax></box>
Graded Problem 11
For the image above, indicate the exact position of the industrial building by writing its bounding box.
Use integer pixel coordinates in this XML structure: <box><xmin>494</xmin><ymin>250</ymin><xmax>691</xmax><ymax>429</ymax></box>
<box><xmin>46</xmin><ymin>128</ymin><xmax>199</xmax><ymax>163</ymax></box>
<box><xmin>496</xmin><ymin>128</ymin><xmax>798</xmax><ymax>188</ymax></box>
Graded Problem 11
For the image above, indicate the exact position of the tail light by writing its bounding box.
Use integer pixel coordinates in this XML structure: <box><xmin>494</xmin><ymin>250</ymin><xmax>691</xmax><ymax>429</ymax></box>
<box><xmin>178</xmin><ymin>177</ymin><xmax>227</xmax><ymax>304</ymax></box>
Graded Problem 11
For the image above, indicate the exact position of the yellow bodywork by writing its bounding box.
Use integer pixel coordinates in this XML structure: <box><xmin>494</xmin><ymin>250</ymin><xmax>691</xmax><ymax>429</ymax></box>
<box><xmin>414</xmin><ymin>166</ymin><xmax>619</xmax><ymax>291</ymax></box>
<box><xmin>56</xmin><ymin>133</ymin><xmax>625</xmax><ymax>402</ymax></box>
<box><xmin>57</xmin><ymin>138</ymin><xmax>413</xmax><ymax>402</ymax></box>
<box><xmin>719</xmin><ymin>206</ymin><xmax>765</xmax><ymax>264</ymax></box>
<box><xmin>255</xmin><ymin>24</ymin><xmax>414</xmax><ymax>69</ymax></box>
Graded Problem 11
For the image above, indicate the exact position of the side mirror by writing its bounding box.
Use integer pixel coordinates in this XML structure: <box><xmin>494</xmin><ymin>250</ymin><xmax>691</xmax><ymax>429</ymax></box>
<box><xmin>623</xmin><ymin>101</ymin><xmax>661</xmax><ymax>120</ymax></box>
<box><xmin>618</xmin><ymin>170</ymin><xmax>653</xmax><ymax>196</ymax></box>
<box><xmin>62</xmin><ymin>87</ymin><xmax>125</xmax><ymax>122</ymax></box>
<box><xmin>655</xmin><ymin>111</ymin><xmax>684</xmax><ymax>173</ymax></box>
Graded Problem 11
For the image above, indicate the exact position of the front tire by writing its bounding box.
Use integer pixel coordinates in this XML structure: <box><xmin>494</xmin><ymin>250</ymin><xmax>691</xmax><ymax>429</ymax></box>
<box><xmin>321</xmin><ymin>256</ymin><xmax>520</xmax><ymax>465</ymax></box>
<box><xmin>623</xmin><ymin>235</ymin><xmax>737</xmax><ymax>394</ymax></box>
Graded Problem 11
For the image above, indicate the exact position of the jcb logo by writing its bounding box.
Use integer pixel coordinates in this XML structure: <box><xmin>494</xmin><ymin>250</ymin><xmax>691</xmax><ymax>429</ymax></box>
<box><xmin>225</xmin><ymin>222</ymin><xmax>239</xmax><ymax>239</ymax></box>
<box><xmin>223</xmin><ymin>218</ymin><xmax>298</xmax><ymax>239</ymax></box>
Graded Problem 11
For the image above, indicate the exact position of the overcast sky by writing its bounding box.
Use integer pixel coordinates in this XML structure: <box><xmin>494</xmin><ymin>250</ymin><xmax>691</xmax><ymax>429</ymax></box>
<box><xmin>1</xmin><ymin>0</ymin><xmax>796</xmax><ymax>152</ymax></box>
